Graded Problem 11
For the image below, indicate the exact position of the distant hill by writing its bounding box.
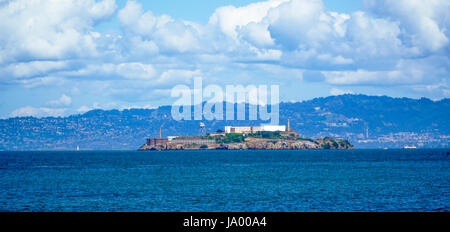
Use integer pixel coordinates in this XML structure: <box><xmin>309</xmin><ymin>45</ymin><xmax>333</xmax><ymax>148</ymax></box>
<box><xmin>0</xmin><ymin>94</ymin><xmax>449</xmax><ymax>150</ymax></box>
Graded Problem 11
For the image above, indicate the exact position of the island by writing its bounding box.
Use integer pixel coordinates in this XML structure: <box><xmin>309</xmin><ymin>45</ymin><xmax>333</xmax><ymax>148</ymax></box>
<box><xmin>138</xmin><ymin>123</ymin><xmax>353</xmax><ymax>151</ymax></box>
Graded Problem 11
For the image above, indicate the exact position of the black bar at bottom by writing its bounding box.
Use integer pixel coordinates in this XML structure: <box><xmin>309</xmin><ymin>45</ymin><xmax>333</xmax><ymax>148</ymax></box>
<box><xmin>0</xmin><ymin>212</ymin><xmax>447</xmax><ymax>231</ymax></box>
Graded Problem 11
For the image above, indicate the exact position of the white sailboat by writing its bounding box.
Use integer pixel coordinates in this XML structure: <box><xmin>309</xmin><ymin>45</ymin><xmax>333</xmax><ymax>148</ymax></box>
<box><xmin>76</xmin><ymin>145</ymin><xmax>80</xmax><ymax>151</ymax></box>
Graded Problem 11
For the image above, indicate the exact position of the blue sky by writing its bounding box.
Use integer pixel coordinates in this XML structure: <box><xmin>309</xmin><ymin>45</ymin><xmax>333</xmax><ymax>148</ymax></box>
<box><xmin>97</xmin><ymin>0</ymin><xmax>361</xmax><ymax>25</ymax></box>
<box><xmin>0</xmin><ymin>0</ymin><xmax>449</xmax><ymax>118</ymax></box>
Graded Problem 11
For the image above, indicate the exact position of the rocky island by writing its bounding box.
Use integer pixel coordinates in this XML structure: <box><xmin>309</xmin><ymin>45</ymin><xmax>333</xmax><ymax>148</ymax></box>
<box><xmin>139</xmin><ymin>124</ymin><xmax>353</xmax><ymax>151</ymax></box>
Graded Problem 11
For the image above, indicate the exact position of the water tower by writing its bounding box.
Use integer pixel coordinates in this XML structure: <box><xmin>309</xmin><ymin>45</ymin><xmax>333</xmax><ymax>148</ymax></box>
<box><xmin>199</xmin><ymin>122</ymin><xmax>206</xmax><ymax>136</ymax></box>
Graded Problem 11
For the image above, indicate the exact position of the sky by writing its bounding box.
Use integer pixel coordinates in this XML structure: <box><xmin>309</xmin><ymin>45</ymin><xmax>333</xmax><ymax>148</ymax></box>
<box><xmin>0</xmin><ymin>0</ymin><xmax>449</xmax><ymax>118</ymax></box>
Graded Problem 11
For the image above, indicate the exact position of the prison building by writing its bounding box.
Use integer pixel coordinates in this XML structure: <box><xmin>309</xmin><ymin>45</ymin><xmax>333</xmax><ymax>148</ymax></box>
<box><xmin>224</xmin><ymin>125</ymin><xmax>286</xmax><ymax>134</ymax></box>
<box><xmin>169</xmin><ymin>137</ymin><xmax>216</xmax><ymax>145</ymax></box>
<box><xmin>146</xmin><ymin>138</ymin><xmax>169</xmax><ymax>146</ymax></box>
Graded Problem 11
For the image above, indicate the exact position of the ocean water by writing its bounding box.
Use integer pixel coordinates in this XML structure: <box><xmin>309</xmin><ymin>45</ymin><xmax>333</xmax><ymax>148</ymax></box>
<box><xmin>0</xmin><ymin>149</ymin><xmax>448</xmax><ymax>212</ymax></box>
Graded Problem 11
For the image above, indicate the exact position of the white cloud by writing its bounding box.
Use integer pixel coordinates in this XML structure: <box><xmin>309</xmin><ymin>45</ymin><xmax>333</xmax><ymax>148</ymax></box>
<box><xmin>363</xmin><ymin>0</ymin><xmax>449</xmax><ymax>53</ymax></box>
<box><xmin>267</xmin><ymin>0</ymin><xmax>327</xmax><ymax>50</ymax></box>
<box><xmin>62</xmin><ymin>62</ymin><xmax>156</xmax><ymax>80</ymax></box>
<box><xmin>239</xmin><ymin>22</ymin><xmax>275</xmax><ymax>48</ymax></box>
<box><xmin>324</xmin><ymin>69</ymin><xmax>425</xmax><ymax>86</ymax></box>
<box><xmin>46</xmin><ymin>94</ymin><xmax>72</xmax><ymax>107</ymax></box>
<box><xmin>330</xmin><ymin>88</ymin><xmax>354</xmax><ymax>96</ymax></box>
<box><xmin>323</xmin><ymin>57</ymin><xmax>448</xmax><ymax>86</ymax></box>
<box><xmin>77</xmin><ymin>102</ymin><xmax>156</xmax><ymax>114</ymax></box>
<box><xmin>1</xmin><ymin>0</ymin><xmax>450</xmax><ymax>117</ymax></box>
<box><xmin>0</xmin><ymin>0</ymin><xmax>117</xmax><ymax>64</ymax></box>
<box><xmin>126</xmin><ymin>36</ymin><xmax>159</xmax><ymax>57</ymax></box>
<box><xmin>157</xmin><ymin>69</ymin><xmax>201</xmax><ymax>86</ymax></box>
<box><xmin>89</xmin><ymin>0</ymin><xmax>117</xmax><ymax>20</ymax></box>
<box><xmin>209</xmin><ymin>0</ymin><xmax>289</xmax><ymax>39</ymax></box>
<box><xmin>2</xmin><ymin>61</ymin><xmax>68</xmax><ymax>78</ymax></box>
<box><xmin>118</xmin><ymin>0</ymin><xmax>156</xmax><ymax>35</ymax></box>
<box><xmin>345</xmin><ymin>11</ymin><xmax>403</xmax><ymax>57</ymax></box>
<box><xmin>118</xmin><ymin>0</ymin><xmax>203</xmax><ymax>54</ymax></box>
<box><xmin>17</xmin><ymin>76</ymin><xmax>66</xmax><ymax>88</ymax></box>
<box><xmin>116</xmin><ymin>63</ymin><xmax>156</xmax><ymax>80</ymax></box>
<box><xmin>10</xmin><ymin>106</ymin><xmax>67</xmax><ymax>118</ymax></box>
<box><xmin>77</xmin><ymin>105</ymin><xmax>93</xmax><ymax>113</ymax></box>
<box><xmin>410</xmin><ymin>82</ymin><xmax>450</xmax><ymax>98</ymax></box>
<box><xmin>153</xmin><ymin>21</ymin><xmax>202</xmax><ymax>53</ymax></box>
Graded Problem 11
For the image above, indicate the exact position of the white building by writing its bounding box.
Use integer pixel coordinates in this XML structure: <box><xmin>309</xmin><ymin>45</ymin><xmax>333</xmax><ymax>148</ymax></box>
<box><xmin>261</xmin><ymin>125</ymin><xmax>286</xmax><ymax>132</ymax></box>
<box><xmin>167</xmin><ymin>136</ymin><xmax>179</xmax><ymax>141</ymax></box>
<box><xmin>224</xmin><ymin>125</ymin><xmax>286</xmax><ymax>134</ymax></box>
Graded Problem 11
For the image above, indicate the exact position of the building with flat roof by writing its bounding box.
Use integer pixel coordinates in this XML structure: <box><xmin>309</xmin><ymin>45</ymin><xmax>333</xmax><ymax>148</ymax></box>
<box><xmin>224</xmin><ymin>125</ymin><xmax>286</xmax><ymax>134</ymax></box>
<box><xmin>169</xmin><ymin>137</ymin><xmax>216</xmax><ymax>145</ymax></box>
<box><xmin>261</xmin><ymin>125</ymin><xmax>286</xmax><ymax>132</ymax></box>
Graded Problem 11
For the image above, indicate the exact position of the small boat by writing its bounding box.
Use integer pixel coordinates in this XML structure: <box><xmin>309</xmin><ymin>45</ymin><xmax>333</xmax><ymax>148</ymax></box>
<box><xmin>76</xmin><ymin>145</ymin><xmax>80</xmax><ymax>151</ymax></box>
<box><xmin>404</xmin><ymin>145</ymin><xmax>417</xmax><ymax>149</ymax></box>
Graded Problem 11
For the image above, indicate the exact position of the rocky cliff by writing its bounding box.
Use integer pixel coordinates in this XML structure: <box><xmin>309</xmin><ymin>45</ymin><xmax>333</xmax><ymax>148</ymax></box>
<box><xmin>139</xmin><ymin>137</ymin><xmax>353</xmax><ymax>151</ymax></box>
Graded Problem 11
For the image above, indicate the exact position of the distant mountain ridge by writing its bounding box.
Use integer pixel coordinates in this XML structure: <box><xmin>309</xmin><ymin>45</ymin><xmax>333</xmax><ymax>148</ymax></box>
<box><xmin>1</xmin><ymin>94</ymin><xmax>449</xmax><ymax>150</ymax></box>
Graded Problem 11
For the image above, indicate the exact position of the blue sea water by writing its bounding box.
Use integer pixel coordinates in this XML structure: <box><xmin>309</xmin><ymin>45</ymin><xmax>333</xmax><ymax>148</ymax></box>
<box><xmin>0</xmin><ymin>149</ymin><xmax>448</xmax><ymax>212</ymax></box>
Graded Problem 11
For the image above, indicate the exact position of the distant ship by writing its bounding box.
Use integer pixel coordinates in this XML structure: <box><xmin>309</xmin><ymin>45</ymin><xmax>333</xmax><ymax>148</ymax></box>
<box><xmin>404</xmin><ymin>145</ymin><xmax>417</xmax><ymax>149</ymax></box>
<box><xmin>76</xmin><ymin>145</ymin><xmax>80</xmax><ymax>151</ymax></box>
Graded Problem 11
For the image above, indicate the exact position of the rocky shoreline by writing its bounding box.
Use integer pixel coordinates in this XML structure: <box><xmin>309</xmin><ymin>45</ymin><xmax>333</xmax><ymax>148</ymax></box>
<box><xmin>139</xmin><ymin>137</ymin><xmax>353</xmax><ymax>151</ymax></box>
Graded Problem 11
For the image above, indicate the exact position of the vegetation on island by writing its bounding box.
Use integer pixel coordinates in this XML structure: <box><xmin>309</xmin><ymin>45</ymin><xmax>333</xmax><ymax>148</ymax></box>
<box><xmin>215</xmin><ymin>133</ymin><xmax>245</xmax><ymax>144</ymax></box>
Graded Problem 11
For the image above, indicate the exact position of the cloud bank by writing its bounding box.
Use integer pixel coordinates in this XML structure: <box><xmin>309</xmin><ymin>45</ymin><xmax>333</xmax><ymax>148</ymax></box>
<box><xmin>0</xmin><ymin>0</ymin><xmax>449</xmax><ymax>117</ymax></box>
